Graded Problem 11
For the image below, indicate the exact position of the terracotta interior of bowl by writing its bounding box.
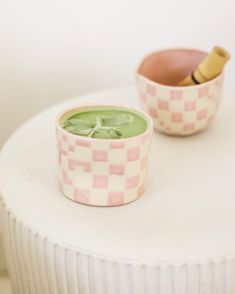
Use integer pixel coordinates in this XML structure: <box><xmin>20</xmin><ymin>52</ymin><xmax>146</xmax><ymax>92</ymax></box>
<box><xmin>137</xmin><ymin>49</ymin><xmax>207</xmax><ymax>86</ymax></box>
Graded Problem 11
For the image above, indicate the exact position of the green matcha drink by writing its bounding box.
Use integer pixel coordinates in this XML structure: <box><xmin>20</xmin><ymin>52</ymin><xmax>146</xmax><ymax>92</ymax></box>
<box><xmin>62</xmin><ymin>106</ymin><xmax>147</xmax><ymax>139</ymax></box>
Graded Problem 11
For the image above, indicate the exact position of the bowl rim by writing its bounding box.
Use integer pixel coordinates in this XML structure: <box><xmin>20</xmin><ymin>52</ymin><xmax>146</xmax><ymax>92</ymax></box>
<box><xmin>135</xmin><ymin>47</ymin><xmax>224</xmax><ymax>89</ymax></box>
<box><xmin>56</xmin><ymin>103</ymin><xmax>153</xmax><ymax>142</ymax></box>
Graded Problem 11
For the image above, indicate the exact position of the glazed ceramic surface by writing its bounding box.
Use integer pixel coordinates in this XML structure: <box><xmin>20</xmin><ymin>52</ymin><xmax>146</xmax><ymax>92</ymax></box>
<box><xmin>56</xmin><ymin>105</ymin><xmax>153</xmax><ymax>206</ymax></box>
<box><xmin>136</xmin><ymin>48</ymin><xmax>224</xmax><ymax>135</ymax></box>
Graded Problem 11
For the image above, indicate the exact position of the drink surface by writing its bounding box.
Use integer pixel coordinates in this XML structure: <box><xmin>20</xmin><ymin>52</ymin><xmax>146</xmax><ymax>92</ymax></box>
<box><xmin>62</xmin><ymin>107</ymin><xmax>147</xmax><ymax>139</ymax></box>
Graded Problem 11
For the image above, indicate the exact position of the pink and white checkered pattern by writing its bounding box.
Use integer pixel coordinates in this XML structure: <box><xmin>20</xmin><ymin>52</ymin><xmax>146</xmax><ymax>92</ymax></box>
<box><xmin>136</xmin><ymin>73</ymin><xmax>223</xmax><ymax>135</ymax></box>
<box><xmin>56</xmin><ymin>117</ymin><xmax>152</xmax><ymax>207</ymax></box>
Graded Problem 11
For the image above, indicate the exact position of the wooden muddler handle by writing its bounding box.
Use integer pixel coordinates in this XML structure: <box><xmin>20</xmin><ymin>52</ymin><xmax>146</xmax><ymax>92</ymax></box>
<box><xmin>178</xmin><ymin>47</ymin><xmax>230</xmax><ymax>86</ymax></box>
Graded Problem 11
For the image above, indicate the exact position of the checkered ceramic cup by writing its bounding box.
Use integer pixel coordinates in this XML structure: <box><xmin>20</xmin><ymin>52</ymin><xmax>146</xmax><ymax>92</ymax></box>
<box><xmin>136</xmin><ymin>48</ymin><xmax>224</xmax><ymax>136</ymax></box>
<box><xmin>56</xmin><ymin>105</ymin><xmax>153</xmax><ymax>206</ymax></box>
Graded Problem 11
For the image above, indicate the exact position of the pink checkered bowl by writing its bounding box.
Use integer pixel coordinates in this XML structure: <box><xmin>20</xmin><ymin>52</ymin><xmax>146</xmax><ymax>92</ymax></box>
<box><xmin>56</xmin><ymin>105</ymin><xmax>153</xmax><ymax>207</ymax></box>
<box><xmin>135</xmin><ymin>48</ymin><xmax>224</xmax><ymax>136</ymax></box>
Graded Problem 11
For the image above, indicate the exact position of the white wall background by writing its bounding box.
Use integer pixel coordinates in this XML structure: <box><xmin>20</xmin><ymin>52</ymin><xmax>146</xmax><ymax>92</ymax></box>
<box><xmin>0</xmin><ymin>0</ymin><xmax>234</xmax><ymax>271</ymax></box>
<box><xmin>0</xmin><ymin>0</ymin><xmax>235</xmax><ymax>146</ymax></box>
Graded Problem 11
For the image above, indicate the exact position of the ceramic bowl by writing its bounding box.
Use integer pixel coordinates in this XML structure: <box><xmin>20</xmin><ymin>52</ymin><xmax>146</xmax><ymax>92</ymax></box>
<box><xmin>56</xmin><ymin>105</ymin><xmax>153</xmax><ymax>206</ymax></box>
<box><xmin>135</xmin><ymin>48</ymin><xmax>224</xmax><ymax>136</ymax></box>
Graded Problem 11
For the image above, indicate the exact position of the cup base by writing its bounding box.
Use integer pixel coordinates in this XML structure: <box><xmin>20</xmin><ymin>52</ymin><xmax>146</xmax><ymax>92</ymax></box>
<box><xmin>152</xmin><ymin>115</ymin><xmax>215</xmax><ymax>137</ymax></box>
<box><xmin>58</xmin><ymin>180</ymin><xmax>146</xmax><ymax>207</ymax></box>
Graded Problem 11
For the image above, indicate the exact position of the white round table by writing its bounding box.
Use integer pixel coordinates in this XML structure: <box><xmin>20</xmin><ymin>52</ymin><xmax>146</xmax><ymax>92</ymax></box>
<box><xmin>1</xmin><ymin>87</ymin><xmax>235</xmax><ymax>294</ymax></box>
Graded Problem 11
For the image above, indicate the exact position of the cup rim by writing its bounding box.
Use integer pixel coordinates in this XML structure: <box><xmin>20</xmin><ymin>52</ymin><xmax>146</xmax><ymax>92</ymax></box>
<box><xmin>135</xmin><ymin>47</ymin><xmax>224</xmax><ymax>89</ymax></box>
<box><xmin>56</xmin><ymin>103</ymin><xmax>153</xmax><ymax>142</ymax></box>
